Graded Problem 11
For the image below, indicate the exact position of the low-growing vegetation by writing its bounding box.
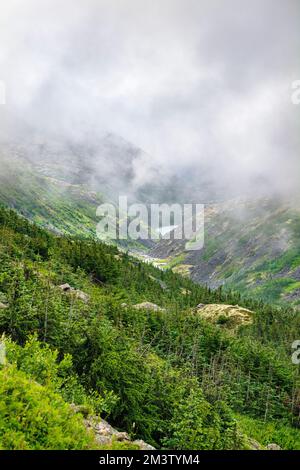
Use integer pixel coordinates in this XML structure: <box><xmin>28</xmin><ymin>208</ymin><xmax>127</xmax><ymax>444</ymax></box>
<box><xmin>0</xmin><ymin>206</ymin><xmax>299</xmax><ymax>450</ymax></box>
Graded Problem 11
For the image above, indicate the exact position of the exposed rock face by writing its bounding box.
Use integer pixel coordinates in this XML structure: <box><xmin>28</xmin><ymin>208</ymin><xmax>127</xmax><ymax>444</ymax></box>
<box><xmin>195</xmin><ymin>304</ymin><xmax>253</xmax><ymax>329</ymax></box>
<box><xmin>133</xmin><ymin>302</ymin><xmax>166</xmax><ymax>313</ymax></box>
<box><xmin>85</xmin><ymin>416</ymin><xmax>130</xmax><ymax>446</ymax></box>
<box><xmin>266</xmin><ymin>443</ymin><xmax>281</xmax><ymax>450</ymax></box>
<box><xmin>70</xmin><ymin>406</ymin><xmax>155</xmax><ymax>450</ymax></box>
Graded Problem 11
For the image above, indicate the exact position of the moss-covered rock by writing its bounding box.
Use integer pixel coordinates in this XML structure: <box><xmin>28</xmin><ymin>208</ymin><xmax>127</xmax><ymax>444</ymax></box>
<box><xmin>195</xmin><ymin>304</ymin><xmax>253</xmax><ymax>329</ymax></box>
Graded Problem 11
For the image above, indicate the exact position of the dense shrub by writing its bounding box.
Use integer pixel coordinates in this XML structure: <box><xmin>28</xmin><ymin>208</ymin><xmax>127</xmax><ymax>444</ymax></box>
<box><xmin>0</xmin><ymin>365</ymin><xmax>95</xmax><ymax>450</ymax></box>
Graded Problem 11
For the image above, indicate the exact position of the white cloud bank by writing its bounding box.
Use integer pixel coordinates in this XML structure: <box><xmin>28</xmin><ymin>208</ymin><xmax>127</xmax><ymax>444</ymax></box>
<box><xmin>0</xmin><ymin>0</ymin><xmax>299</xmax><ymax>197</ymax></box>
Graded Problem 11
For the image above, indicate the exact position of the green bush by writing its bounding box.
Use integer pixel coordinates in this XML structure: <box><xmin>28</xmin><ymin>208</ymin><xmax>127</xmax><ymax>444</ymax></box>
<box><xmin>163</xmin><ymin>389</ymin><xmax>241</xmax><ymax>450</ymax></box>
<box><xmin>0</xmin><ymin>365</ymin><xmax>96</xmax><ymax>450</ymax></box>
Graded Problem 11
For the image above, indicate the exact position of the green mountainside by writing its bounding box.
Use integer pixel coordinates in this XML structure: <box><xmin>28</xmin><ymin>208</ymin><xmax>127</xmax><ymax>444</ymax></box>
<box><xmin>0</xmin><ymin>148</ymin><xmax>103</xmax><ymax>237</ymax></box>
<box><xmin>0</xmin><ymin>206</ymin><xmax>299</xmax><ymax>450</ymax></box>
<box><xmin>151</xmin><ymin>198</ymin><xmax>300</xmax><ymax>307</ymax></box>
<box><xmin>0</xmin><ymin>140</ymin><xmax>148</xmax><ymax>251</ymax></box>
<box><xmin>3</xmin><ymin>139</ymin><xmax>299</xmax><ymax>309</ymax></box>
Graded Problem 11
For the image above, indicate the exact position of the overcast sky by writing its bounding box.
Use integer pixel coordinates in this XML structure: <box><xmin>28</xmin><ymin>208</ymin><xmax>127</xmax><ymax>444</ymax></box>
<box><xmin>0</xmin><ymin>0</ymin><xmax>299</xmax><ymax>196</ymax></box>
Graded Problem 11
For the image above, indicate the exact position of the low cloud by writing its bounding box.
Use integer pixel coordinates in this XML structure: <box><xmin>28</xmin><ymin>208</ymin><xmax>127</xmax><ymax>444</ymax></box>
<box><xmin>0</xmin><ymin>0</ymin><xmax>299</xmax><ymax>199</ymax></box>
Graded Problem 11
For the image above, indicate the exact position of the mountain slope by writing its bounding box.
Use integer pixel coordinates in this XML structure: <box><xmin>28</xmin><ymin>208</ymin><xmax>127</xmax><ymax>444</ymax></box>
<box><xmin>0</xmin><ymin>145</ymin><xmax>104</xmax><ymax>237</ymax></box>
<box><xmin>1</xmin><ymin>136</ymin><xmax>300</xmax><ymax>306</ymax></box>
<box><xmin>151</xmin><ymin>198</ymin><xmax>300</xmax><ymax>306</ymax></box>
<box><xmin>0</xmin><ymin>133</ymin><xmax>224</xmax><ymax>238</ymax></box>
<box><xmin>0</xmin><ymin>135</ymin><xmax>153</xmax><ymax>249</ymax></box>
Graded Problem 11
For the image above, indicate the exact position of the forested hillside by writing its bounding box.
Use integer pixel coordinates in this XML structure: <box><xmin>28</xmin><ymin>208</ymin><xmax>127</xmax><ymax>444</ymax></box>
<box><xmin>151</xmin><ymin>198</ymin><xmax>300</xmax><ymax>306</ymax></box>
<box><xmin>0</xmin><ymin>206</ymin><xmax>299</xmax><ymax>450</ymax></box>
<box><xmin>2</xmin><ymin>142</ymin><xmax>300</xmax><ymax>309</ymax></box>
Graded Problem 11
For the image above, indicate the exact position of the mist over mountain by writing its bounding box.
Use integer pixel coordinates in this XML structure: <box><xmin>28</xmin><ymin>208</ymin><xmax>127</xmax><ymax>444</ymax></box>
<box><xmin>0</xmin><ymin>128</ymin><xmax>229</xmax><ymax>208</ymax></box>
<box><xmin>0</xmin><ymin>0</ymin><xmax>300</xmax><ymax>202</ymax></box>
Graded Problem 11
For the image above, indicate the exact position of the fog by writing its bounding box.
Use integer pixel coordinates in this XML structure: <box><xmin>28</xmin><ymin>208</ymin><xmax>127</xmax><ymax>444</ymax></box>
<box><xmin>0</xmin><ymin>0</ymin><xmax>299</xmax><ymax>200</ymax></box>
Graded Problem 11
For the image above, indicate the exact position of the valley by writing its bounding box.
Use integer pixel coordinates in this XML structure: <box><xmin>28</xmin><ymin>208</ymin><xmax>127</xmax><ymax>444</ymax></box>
<box><xmin>0</xmin><ymin>205</ymin><xmax>299</xmax><ymax>450</ymax></box>
<box><xmin>151</xmin><ymin>198</ymin><xmax>300</xmax><ymax>307</ymax></box>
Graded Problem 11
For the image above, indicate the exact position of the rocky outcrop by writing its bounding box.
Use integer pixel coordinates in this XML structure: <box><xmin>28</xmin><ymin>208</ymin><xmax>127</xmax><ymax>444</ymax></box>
<box><xmin>85</xmin><ymin>416</ymin><xmax>129</xmax><ymax>446</ymax></box>
<box><xmin>195</xmin><ymin>304</ymin><xmax>253</xmax><ymax>329</ymax></box>
<box><xmin>70</xmin><ymin>405</ymin><xmax>155</xmax><ymax>450</ymax></box>
<box><xmin>58</xmin><ymin>284</ymin><xmax>89</xmax><ymax>303</ymax></box>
